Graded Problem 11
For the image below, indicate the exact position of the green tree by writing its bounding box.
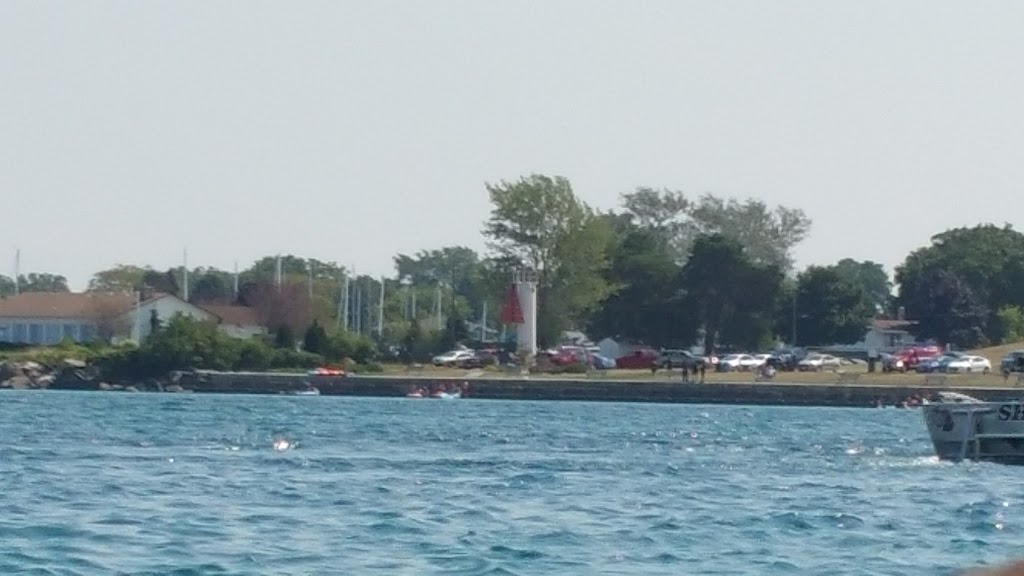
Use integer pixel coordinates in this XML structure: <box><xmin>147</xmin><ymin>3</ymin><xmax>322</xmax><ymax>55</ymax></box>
<box><xmin>16</xmin><ymin>273</ymin><xmax>70</xmax><ymax>293</ymax></box>
<box><xmin>833</xmin><ymin>258</ymin><xmax>892</xmax><ymax>313</ymax></box>
<box><xmin>439</xmin><ymin>306</ymin><xmax>470</xmax><ymax>352</ymax></box>
<box><xmin>996</xmin><ymin>305</ymin><xmax>1024</xmax><ymax>344</ymax></box>
<box><xmin>190</xmin><ymin>271</ymin><xmax>232</xmax><ymax>303</ymax></box>
<box><xmin>619</xmin><ymin>187</ymin><xmax>692</xmax><ymax>261</ymax></box>
<box><xmin>303</xmin><ymin>320</ymin><xmax>328</xmax><ymax>354</ymax></box>
<box><xmin>902</xmin><ymin>267</ymin><xmax>989</xmax><ymax>348</ymax></box>
<box><xmin>0</xmin><ymin>275</ymin><xmax>13</xmax><ymax>297</ymax></box>
<box><xmin>588</xmin><ymin>224</ymin><xmax>683</xmax><ymax>346</ymax></box>
<box><xmin>619</xmin><ymin>188</ymin><xmax>812</xmax><ymax>272</ymax></box>
<box><xmin>897</xmin><ymin>224</ymin><xmax>1024</xmax><ymax>342</ymax></box>
<box><xmin>680</xmin><ymin>234</ymin><xmax>783</xmax><ymax>353</ymax></box>
<box><xmin>88</xmin><ymin>265</ymin><xmax>149</xmax><ymax>292</ymax></box>
<box><xmin>274</xmin><ymin>324</ymin><xmax>296</xmax><ymax>349</ymax></box>
<box><xmin>794</xmin><ymin>265</ymin><xmax>875</xmax><ymax>345</ymax></box>
<box><xmin>483</xmin><ymin>174</ymin><xmax>613</xmax><ymax>345</ymax></box>
<box><xmin>141</xmin><ymin>269</ymin><xmax>179</xmax><ymax>295</ymax></box>
<box><xmin>687</xmin><ymin>195</ymin><xmax>811</xmax><ymax>272</ymax></box>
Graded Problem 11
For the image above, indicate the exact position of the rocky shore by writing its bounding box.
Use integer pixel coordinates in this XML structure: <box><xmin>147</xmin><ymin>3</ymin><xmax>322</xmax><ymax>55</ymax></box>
<box><xmin>0</xmin><ymin>359</ymin><xmax>187</xmax><ymax>393</ymax></box>
<box><xmin>4</xmin><ymin>361</ymin><xmax>1024</xmax><ymax>408</ymax></box>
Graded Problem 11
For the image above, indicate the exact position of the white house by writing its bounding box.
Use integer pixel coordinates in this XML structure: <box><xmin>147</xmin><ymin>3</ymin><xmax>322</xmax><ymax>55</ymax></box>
<box><xmin>0</xmin><ymin>291</ymin><xmax>267</xmax><ymax>345</ymax></box>
<box><xmin>821</xmin><ymin>319</ymin><xmax>915</xmax><ymax>354</ymax></box>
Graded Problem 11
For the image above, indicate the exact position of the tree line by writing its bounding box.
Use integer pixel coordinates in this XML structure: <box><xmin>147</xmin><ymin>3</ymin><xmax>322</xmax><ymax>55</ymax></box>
<box><xmin>2</xmin><ymin>174</ymin><xmax>1020</xmax><ymax>354</ymax></box>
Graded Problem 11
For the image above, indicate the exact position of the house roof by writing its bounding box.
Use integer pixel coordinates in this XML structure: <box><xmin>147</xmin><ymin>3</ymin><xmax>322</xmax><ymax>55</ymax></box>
<box><xmin>0</xmin><ymin>292</ymin><xmax>136</xmax><ymax>319</ymax></box>
<box><xmin>871</xmin><ymin>319</ymin><xmax>915</xmax><ymax>331</ymax></box>
<box><xmin>200</xmin><ymin>304</ymin><xmax>262</xmax><ymax>327</ymax></box>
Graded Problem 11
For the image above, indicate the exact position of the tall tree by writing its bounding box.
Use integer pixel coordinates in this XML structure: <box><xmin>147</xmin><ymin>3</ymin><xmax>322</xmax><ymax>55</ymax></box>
<box><xmin>617</xmin><ymin>188</ymin><xmax>812</xmax><ymax>272</ymax></box>
<box><xmin>897</xmin><ymin>224</ymin><xmax>1024</xmax><ymax>342</ymax></box>
<box><xmin>833</xmin><ymin>258</ymin><xmax>892</xmax><ymax>313</ymax></box>
<box><xmin>901</xmin><ymin>267</ymin><xmax>989</xmax><ymax>348</ymax></box>
<box><xmin>794</xmin><ymin>266</ymin><xmax>875</xmax><ymax>346</ymax></box>
<box><xmin>588</xmin><ymin>223</ymin><xmax>683</xmax><ymax>346</ymax></box>
<box><xmin>687</xmin><ymin>195</ymin><xmax>811</xmax><ymax>272</ymax></box>
<box><xmin>483</xmin><ymin>174</ymin><xmax>613</xmax><ymax>345</ymax></box>
<box><xmin>680</xmin><ymin>234</ymin><xmax>783</xmax><ymax>354</ymax></box>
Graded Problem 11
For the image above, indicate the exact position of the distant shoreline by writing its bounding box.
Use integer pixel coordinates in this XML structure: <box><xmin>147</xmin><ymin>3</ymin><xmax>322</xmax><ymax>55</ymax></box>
<box><xmin>12</xmin><ymin>369</ymin><xmax>1021</xmax><ymax>408</ymax></box>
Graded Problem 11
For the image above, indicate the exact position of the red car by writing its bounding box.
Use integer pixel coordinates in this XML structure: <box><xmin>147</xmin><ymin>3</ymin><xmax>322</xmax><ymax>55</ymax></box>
<box><xmin>615</xmin><ymin>349</ymin><xmax>658</xmax><ymax>369</ymax></box>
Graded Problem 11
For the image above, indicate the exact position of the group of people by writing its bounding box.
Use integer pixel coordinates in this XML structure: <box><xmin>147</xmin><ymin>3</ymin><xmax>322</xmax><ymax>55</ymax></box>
<box><xmin>872</xmin><ymin>393</ymin><xmax>925</xmax><ymax>408</ymax></box>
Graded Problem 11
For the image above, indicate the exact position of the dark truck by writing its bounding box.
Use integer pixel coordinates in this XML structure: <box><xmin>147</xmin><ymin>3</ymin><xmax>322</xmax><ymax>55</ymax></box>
<box><xmin>652</xmin><ymin>349</ymin><xmax>705</xmax><ymax>373</ymax></box>
<box><xmin>1002</xmin><ymin>350</ymin><xmax>1024</xmax><ymax>375</ymax></box>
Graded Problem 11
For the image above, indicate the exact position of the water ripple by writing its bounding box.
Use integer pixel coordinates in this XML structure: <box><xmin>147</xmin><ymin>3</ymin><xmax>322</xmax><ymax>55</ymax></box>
<box><xmin>2</xmin><ymin>392</ymin><xmax>1024</xmax><ymax>574</ymax></box>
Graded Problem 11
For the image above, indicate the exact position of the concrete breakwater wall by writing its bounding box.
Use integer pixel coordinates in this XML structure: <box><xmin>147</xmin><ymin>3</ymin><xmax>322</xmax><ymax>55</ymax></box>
<box><xmin>162</xmin><ymin>371</ymin><xmax>1024</xmax><ymax>408</ymax></box>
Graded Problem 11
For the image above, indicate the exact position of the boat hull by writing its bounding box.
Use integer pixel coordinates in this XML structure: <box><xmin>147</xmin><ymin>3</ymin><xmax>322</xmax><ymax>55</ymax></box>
<box><xmin>923</xmin><ymin>400</ymin><xmax>1024</xmax><ymax>464</ymax></box>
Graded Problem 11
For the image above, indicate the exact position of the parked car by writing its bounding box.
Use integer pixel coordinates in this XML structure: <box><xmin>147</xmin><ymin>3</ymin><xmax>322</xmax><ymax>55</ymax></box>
<box><xmin>915</xmin><ymin>352</ymin><xmax>964</xmax><ymax>373</ymax></box>
<box><xmin>797</xmin><ymin>353</ymin><xmax>842</xmax><ymax>371</ymax></box>
<box><xmin>945</xmin><ymin>355</ymin><xmax>992</xmax><ymax>374</ymax></box>
<box><xmin>432</xmin><ymin>349</ymin><xmax>474</xmax><ymax>367</ymax></box>
<box><xmin>460</xmin><ymin>349</ymin><xmax>500</xmax><ymax>369</ymax></box>
<box><xmin>615</xmin><ymin>349</ymin><xmax>659</xmax><ymax>369</ymax></box>
<box><xmin>589</xmin><ymin>353</ymin><xmax>617</xmax><ymax>370</ymax></box>
<box><xmin>717</xmin><ymin>354</ymin><xmax>759</xmax><ymax>372</ymax></box>
<box><xmin>891</xmin><ymin>345</ymin><xmax>943</xmax><ymax>372</ymax></box>
<box><xmin>654</xmin><ymin>349</ymin><xmax>703</xmax><ymax>371</ymax></box>
<box><xmin>1001</xmin><ymin>350</ymin><xmax>1024</xmax><ymax>374</ymax></box>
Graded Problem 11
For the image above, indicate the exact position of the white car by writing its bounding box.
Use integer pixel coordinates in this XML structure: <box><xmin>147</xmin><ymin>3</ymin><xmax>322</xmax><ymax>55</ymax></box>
<box><xmin>751</xmin><ymin>354</ymin><xmax>774</xmax><ymax>367</ymax></box>
<box><xmin>718</xmin><ymin>354</ymin><xmax>759</xmax><ymax>371</ymax></box>
<box><xmin>432</xmin><ymin>349</ymin><xmax>474</xmax><ymax>367</ymax></box>
<box><xmin>797</xmin><ymin>354</ymin><xmax>842</xmax><ymax>371</ymax></box>
<box><xmin>945</xmin><ymin>355</ymin><xmax>992</xmax><ymax>374</ymax></box>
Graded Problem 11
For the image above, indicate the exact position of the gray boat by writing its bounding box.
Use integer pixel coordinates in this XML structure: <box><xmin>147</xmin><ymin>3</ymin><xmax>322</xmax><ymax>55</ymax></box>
<box><xmin>922</xmin><ymin>391</ymin><xmax>1024</xmax><ymax>464</ymax></box>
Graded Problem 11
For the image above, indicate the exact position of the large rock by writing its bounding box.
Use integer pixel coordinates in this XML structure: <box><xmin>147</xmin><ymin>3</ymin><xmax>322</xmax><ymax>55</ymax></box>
<box><xmin>33</xmin><ymin>374</ymin><xmax>56</xmax><ymax>389</ymax></box>
<box><xmin>0</xmin><ymin>361</ymin><xmax>17</xmax><ymax>382</ymax></box>
<box><xmin>5</xmin><ymin>375</ymin><xmax>32</xmax><ymax>389</ymax></box>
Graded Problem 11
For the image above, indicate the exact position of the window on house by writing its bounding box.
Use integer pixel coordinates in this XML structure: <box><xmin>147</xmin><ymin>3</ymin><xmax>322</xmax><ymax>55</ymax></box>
<box><xmin>62</xmin><ymin>324</ymin><xmax>78</xmax><ymax>341</ymax></box>
<box><xmin>44</xmin><ymin>324</ymin><xmax>61</xmax><ymax>344</ymax></box>
<box><xmin>13</xmin><ymin>324</ymin><xmax>27</xmax><ymax>343</ymax></box>
<box><xmin>0</xmin><ymin>324</ymin><xmax>9</xmax><ymax>342</ymax></box>
<box><xmin>80</xmin><ymin>324</ymin><xmax>97</xmax><ymax>342</ymax></box>
<box><xmin>28</xmin><ymin>324</ymin><xmax>43</xmax><ymax>344</ymax></box>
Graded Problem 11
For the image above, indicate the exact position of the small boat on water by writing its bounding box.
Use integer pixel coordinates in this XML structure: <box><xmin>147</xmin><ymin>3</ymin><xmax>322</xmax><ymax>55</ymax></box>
<box><xmin>432</xmin><ymin>391</ymin><xmax>461</xmax><ymax>400</ymax></box>
<box><xmin>289</xmin><ymin>384</ymin><xmax>321</xmax><ymax>396</ymax></box>
<box><xmin>922</xmin><ymin>391</ymin><xmax>1024</xmax><ymax>464</ymax></box>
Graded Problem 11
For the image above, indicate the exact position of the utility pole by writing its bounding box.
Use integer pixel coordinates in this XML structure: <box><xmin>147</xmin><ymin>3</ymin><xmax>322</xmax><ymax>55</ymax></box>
<box><xmin>355</xmin><ymin>282</ymin><xmax>362</xmax><ymax>334</ymax></box>
<box><xmin>791</xmin><ymin>286</ymin><xmax>797</xmax><ymax>346</ymax></box>
<box><xmin>307</xmin><ymin>261</ymin><xmax>314</xmax><ymax>301</ymax></box>
<box><xmin>233</xmin><ymin>261</ymin><xmax>239</xmax><ymax>300</ymax></box>
<box><xmin>481</xmin><ymin>301</ymin><xmax>487</xmax><ymax>342</ymax></box>
<box><xmin>13</xmin><ymin>249</ymin><xmax>20</xmax><ymax>295</ymax></box>
<box><xmin>377</xmin><ymin>277</ymin><xmax>385</xmax><ymax>336</ymax></box>
<box><xmin>434</xmin><ymin>284</ymin><xmax>441</xmax><ymax>330</ymax></box>
<box><xmin>182</xmin><ymin>247</ymin><xmax>189</xmax><ymax>301</ymax></box>
<box><xmin>339</xmin><ymin>274</ymin><xmax>349</xmax><ymax>331</ymax></box>
<box><xmin>274</xmin><ymin>254</ymin><xmax>282</xmax><ymax>292</ymax></box>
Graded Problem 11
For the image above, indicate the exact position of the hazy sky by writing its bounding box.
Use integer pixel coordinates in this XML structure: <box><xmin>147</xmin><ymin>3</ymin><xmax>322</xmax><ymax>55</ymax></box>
<box><xmin>3</xmin><ymin>1</ymin><xmax>1023</xmax><ymax>290</ymax></box>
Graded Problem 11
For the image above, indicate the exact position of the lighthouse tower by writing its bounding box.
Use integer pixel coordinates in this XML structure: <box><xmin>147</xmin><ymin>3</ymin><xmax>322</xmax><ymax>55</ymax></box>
<box><xmin>513</xmin><ymin>268</ymin><xmax>539</xmax><ymax>360</ymax></box>
<box><xmin>500</xmin><ymin>267</ymin><xmax>540</xmax><ymax>368</ymax></box>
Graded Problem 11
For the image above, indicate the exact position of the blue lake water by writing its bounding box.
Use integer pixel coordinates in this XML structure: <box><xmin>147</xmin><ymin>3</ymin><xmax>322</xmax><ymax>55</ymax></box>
<box><xmin>1</xmin><ymin>391</ymin><xmax>1022</xmax><ymax>575</ymax></box>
